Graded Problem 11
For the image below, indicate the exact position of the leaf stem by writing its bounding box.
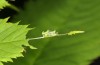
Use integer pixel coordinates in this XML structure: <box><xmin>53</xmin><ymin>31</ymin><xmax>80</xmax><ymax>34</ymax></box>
<box><xmin>27</xmin><ymin>30</ymin><xmax>85</xmax><ymax>41</ymax></box>
<box><xmin>28</xmin><ymin>33</ymin><xmax>67</xmax><ymax>41</ymax></box>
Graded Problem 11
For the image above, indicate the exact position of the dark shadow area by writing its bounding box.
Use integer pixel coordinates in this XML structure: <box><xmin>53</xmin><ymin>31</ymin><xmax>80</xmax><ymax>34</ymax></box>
<box><xmin>90</xmin><ymin>57</ymin><xmax>100</xmax><ymax>65</ymax></box>
<box><xmin>0</xmin><ymin>7</ymin><xmax>16</xmax><ymax>18</ymax></box>
<box><xmin>6</xmin><ymin>0</ymin><xmax>28</xmax><ymax>8</ymax></box>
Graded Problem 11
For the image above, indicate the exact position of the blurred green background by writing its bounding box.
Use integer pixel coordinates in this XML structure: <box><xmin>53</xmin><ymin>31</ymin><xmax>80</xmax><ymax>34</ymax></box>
<box><xmin>1</xmin><ymin>0</ymin><xmax>100</xmax><ymax>65</ymax></box>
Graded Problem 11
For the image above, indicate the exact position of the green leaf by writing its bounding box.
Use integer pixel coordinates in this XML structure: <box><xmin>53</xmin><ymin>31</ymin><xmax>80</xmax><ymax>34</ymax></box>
<box><xmin>0</xmin><ymin>0</ymin><xmax>19</xmax><ymax>11</ymax></box>
<box><xmin>8</xmin><ymin>0</ymin><xmax>100</xmax><ymax>65</ymax></box>
<box><xmin>0</xmin><ymin>0</ymin><xmax>10</xmax><ymax>9</ymax></box>
<box><xmin>0</xmin><ymin>18</ymin><xmax>35</xmax><ymax>65</ymax></box>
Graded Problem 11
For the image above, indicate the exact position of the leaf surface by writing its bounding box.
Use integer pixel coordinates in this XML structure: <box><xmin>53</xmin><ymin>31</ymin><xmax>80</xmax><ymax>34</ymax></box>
<box><xmin>0</xmin><ymin>18</ymin><xmax>34</xmax><ymax>65</ymax></box>
<box><xmin>7</xmin><ymin>0</ymin><xmax>100</xmax><ymax>65</ymax></box>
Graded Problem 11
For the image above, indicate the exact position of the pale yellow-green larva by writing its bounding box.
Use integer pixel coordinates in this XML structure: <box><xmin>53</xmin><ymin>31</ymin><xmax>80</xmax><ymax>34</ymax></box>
<box><xmin>42</xmin><ymin>30</ymin><xmax>58</xmax><ymax>38</ymax></box>
<box><xmin>67</xmin><ymin>31</ymin><xmax>85</xmax><ymax>35</ymax></box>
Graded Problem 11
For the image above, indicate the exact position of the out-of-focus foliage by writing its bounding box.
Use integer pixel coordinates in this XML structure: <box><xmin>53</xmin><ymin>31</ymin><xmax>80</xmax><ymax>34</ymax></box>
<box><xmin>0</xmin><ymin>0</ymin><xmax>10</xmax><ymax>9</ymax></box>
<box><xmin>0</xmin><ymin>0</ymin><xmax>19</xmax><ymax>11</ymax></box>
<box><xmin>4</xmin><ymin>0</ymin><xmax>100</xmax><ymax>65</ymax></box>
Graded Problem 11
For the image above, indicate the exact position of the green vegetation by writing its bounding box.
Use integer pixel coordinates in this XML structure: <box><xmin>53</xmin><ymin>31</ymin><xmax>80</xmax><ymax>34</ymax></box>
<box><xmin>0</xmin><ymin>0</ymin><xmax>100</xmax><ymax>65</ymax></box>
